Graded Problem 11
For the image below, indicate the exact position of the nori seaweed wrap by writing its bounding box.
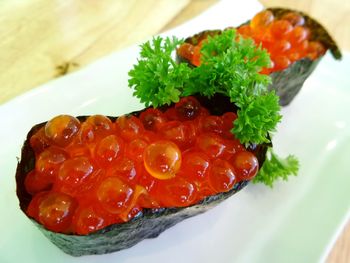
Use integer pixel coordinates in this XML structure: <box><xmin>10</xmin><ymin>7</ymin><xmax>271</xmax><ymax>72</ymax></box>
<box><xmin>177</xmin><ymin>7</ymin><xmax>342</xmax><ymax>106</ymax></box>
<box><xmin>16</xmin><ymin>94</ymin><xmax>270</xmax><ymax>256</ymax></box>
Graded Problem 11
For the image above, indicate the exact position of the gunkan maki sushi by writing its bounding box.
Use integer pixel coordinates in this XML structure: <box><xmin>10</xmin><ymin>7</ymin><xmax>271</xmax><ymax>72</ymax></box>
<box><xmin>177</xmin><ymin>8</ymin><xmax>342</xmax><ymax>106</ymax></box>
<box><xmin>16</xmin><ymin>31</ymin><xmax>298</xmax><ymax>256</ymax></box>
<box><xmin>16</xmin><ymin>95</ymin><xmax>269</xmax><ymax>256</ymax></box>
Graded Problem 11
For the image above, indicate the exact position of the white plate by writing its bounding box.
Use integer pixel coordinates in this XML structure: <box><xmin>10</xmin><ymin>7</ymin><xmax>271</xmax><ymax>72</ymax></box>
<box><xmin>0</xmin><ymin>1</ymin><xmax>349</xmax><ymax>262</ymax></box>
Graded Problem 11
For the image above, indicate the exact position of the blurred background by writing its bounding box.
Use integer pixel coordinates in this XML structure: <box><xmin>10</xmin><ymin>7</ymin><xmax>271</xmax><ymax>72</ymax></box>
<box><xmin>0</xmin><ymin>0</ymin><xmax>348</xmax><ymax>262</ymax></box>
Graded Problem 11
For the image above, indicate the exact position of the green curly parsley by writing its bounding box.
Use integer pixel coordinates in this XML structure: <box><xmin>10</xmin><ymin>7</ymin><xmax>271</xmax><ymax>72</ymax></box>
<box><xmin>128</xmin><ymin>30</ymin><xmax>280</xmax><ymax>145</ymax></box>
<box><xmin>253</xmin><ymin>148</ymin><xmax>299</xmax><ymax>187</ymax></box>
<box><xmin>128</xmin><ymin>29</ymin><xmax>299</xmax><ymax>186</ymax></box>
<box><xmin>128</xmin><ymin>36</ymin><xmax>191</xmax><ymax>107</ymax></box>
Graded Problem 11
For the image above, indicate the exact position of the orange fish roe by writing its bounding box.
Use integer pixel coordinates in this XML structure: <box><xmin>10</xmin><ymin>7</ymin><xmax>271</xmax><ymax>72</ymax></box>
<box><xmin>177</xmin><ymin>10</ymin><xmax>326</xmax><ymax>73</ymax></box>
<box><xmin>25</xmin><ymin>96</ymin><xmax>259</xmax><ymax>235</ymax></box>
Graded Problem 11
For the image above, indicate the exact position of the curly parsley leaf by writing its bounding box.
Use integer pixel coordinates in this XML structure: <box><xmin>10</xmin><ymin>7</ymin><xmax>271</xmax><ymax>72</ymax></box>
<box><xmin>253</xmin><ymin>148</ymin><xmax>299</xmax><ymax>187</ymax></box>
<box><xmin>199</xmin><ymin>30</ymin><xmax>271</xmax><ymax>99</ymax></box>
<box><xmin>232</xmin><ymin>92</ymin><xmax>282</xmax><ymax>145</ymax></box>
<box><xmin>128</xmin><ymin>36</ymin><xmax>191</xmax><ymax>107</ymax></box>
<box><xmin>186</xmin><ymin>30</ymin><xmax>280</xmax><ymax>145</ymax></box>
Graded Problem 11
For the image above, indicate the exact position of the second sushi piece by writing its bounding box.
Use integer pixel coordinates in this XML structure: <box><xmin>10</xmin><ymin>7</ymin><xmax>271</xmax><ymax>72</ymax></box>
<box><xmin>177</xmin><ymin>8</ymin><xmax>342</xmax><ymax>106</ymax></box>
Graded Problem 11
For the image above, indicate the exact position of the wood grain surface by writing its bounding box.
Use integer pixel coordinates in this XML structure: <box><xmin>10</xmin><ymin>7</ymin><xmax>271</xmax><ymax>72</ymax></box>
<box><xmin>0</xmin><ymin>0</ymin><xmax>190</xmax><ymax>104</ymax></box>
<box><xmin>0</xmin><ymin>0</ymin><xmax>349</xmax><ymax>262</ymax></box>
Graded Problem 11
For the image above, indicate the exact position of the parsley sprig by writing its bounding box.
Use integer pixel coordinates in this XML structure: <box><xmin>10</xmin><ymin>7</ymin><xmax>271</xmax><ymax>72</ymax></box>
<box><xmin>128</xmin><ymin>30</ymin><xmax>280</xmax><ymax>145</ymax></box>
<box><xmin>185</xmin><ymin>30</ymin><xmax>282</xmax><ymax>144</ymax></box>
<box><xmin>128</xmin><ymin>29</ymin><xmax>299</xmax><ymax>186</ymax></box>
<box><xmin>128</xmin><ymin>36</ymin><xmax>191</xmax><ymax>107</ymax></box>
<box><xmin>254</xmin><ymin>148</ymin><xmax>299</xmax><ymax>187</ymax></box>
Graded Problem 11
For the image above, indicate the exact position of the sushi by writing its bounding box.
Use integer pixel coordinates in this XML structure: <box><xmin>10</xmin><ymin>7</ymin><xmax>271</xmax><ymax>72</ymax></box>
<box><xmin>16</xmin><ymin>94</ymin><xmax>269</xmax><ymax>256</ymax></box>
<box><xmin>177</xmin><ymin>8</ymin><xmax>342</xmax><ymax>106</ymax></box>
<box><xmin>16</xmin><ymin>31</ymin><xmax>298</xmax><ymax>256</ymax></box>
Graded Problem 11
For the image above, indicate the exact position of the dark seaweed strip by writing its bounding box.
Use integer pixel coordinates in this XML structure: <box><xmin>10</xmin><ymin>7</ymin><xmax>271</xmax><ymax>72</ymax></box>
<box><xmin>268</xmin><ymin>57</ymin><xmax>320</xmax><ymax>105</ymax></box>
<box><xmin>16</xmin><ymin>94</ymin><xmax>269</xmax><ymax>256</ymax></box>
<box><xmin>183</xmin><ymin>30</ymin><xmax>218</xmax><ymax>46</ymax></box>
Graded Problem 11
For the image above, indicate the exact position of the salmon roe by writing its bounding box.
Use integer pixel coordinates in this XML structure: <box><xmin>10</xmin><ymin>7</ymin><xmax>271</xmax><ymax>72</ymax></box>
<box><xmin>25</xmin><ymin>97</ymin><xmax>259</xmax><ymax>235</ymax></box>
<box><xmin>177</xmin><ymin>10</ymin><xmax>326</xmax><ymax>73</ymax></box>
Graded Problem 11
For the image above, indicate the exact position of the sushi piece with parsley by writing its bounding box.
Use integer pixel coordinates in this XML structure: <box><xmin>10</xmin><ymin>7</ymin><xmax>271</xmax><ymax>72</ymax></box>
<box><xmin>177</xmin><ymin>8</ymin><xmax>342</xmax><ymax>105</ymax></box>
<box><xmin>16</xmin><ymin>30</ymin><xmax>298</xmax><ymax>256</ymax></box>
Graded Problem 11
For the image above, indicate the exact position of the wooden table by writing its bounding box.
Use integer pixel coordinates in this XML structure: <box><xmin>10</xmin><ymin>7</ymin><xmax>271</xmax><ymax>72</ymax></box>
<box><xmin>1</xmin><ymin>0</ymin><xmax>349</xmax><ymax>262</ymax></box>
